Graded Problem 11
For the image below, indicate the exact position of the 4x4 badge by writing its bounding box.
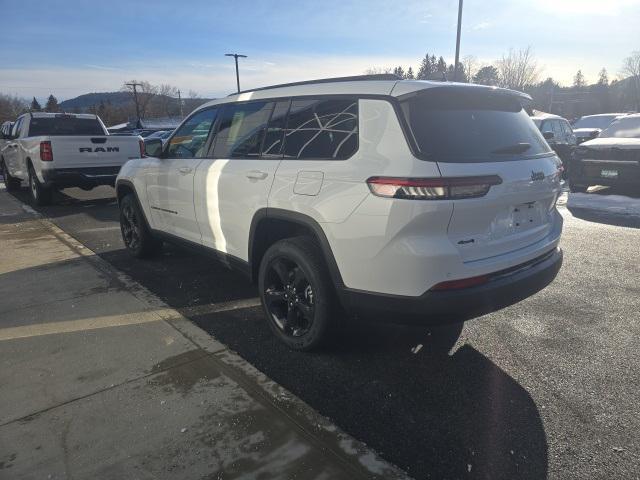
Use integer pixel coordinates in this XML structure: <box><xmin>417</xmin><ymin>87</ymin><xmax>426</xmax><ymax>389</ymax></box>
<box><xmin>531</xmin><ymin>171</ymin><xmax>545</xmax><ymax>181</ymax></box>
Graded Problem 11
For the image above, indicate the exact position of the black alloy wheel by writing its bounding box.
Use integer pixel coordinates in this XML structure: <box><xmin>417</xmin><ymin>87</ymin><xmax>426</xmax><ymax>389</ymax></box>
<box><xmin>264</xmin><ymin>257</ymin><xmax>316</xmax><ymax>338</ymax></box>
<box><xmin>259</xmin><ymin>237</ymin><xmax>337</xmax><ymax>351</ymax></box>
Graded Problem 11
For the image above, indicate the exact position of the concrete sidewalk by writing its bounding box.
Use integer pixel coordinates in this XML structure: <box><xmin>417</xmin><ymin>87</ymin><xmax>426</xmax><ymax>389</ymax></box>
<box><xmin>0</xmin><ymin>189</ymin><xmax>409</xmax><ymax>480</ymax></box>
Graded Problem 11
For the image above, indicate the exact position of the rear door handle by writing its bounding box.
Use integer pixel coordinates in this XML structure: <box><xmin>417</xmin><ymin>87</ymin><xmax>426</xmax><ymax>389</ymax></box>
<box><xmin>179</xmin><ymin>166</ymin><xmax>193</xmax><ymax>174</ymax></box>
<box><xmin>246</xmin><ymin>170</ymin><xmax>269</xmax><ymax>180</ymax></box>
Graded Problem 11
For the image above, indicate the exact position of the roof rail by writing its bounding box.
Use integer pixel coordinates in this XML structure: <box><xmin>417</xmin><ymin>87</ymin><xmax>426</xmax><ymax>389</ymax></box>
<box><xmin>229</xmin><ymin>74</ymin><xmax>402</xmax><ymax>96</ymax></box>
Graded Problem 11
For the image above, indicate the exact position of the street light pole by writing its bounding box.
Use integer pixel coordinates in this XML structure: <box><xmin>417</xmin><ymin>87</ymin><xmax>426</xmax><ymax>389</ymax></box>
<box><xmin>225</xmin><ymin>53</ymin><xmax>247</xmax><ymax>93</ymax></box>
<box><xmin>454</xmin><ymin>0</ymin><xmax>464</xmax><ymax>81</ymax></box>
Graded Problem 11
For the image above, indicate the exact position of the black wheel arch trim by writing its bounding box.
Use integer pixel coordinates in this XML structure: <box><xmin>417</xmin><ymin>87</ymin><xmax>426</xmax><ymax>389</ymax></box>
<box><xmin>249</xmin><ymin>208</ymin><xmax>346</xmax><ymax>291</ymax></box>
<box><xmin>116</xmin><ymin>179</ymin><xmax>154</xmax><ymax>234</ymax></box>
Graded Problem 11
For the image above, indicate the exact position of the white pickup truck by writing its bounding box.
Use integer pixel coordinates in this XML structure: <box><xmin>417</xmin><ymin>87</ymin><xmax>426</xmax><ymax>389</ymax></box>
<box><xmin>0</xmin><ymin>112</ymin><xmax>142</xmax><ymax>205</ymax></box>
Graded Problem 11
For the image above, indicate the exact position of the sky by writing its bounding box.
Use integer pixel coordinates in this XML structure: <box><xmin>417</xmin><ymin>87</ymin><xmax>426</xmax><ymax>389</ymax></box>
<box><xmin>0</xmin><ymin>0</ymin><xmax>638</xmax><ymax>101</ymax></box>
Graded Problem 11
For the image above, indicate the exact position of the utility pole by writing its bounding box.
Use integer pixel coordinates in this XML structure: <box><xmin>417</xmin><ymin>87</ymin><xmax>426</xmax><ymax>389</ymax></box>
<box><xmin>125</xmin><ymin>82</ymin><xmax>143</xmax><ymax>128</ymax></box>
<box><xmin>454</xmin><ymin>0</ymin><xmax>463</xmax><ymax>82</ymax></box>
<box><xmin>225</xmin><ymin>53</ymin><xmax>247</xmax><ymax>93</ymax></box>
<box><xmin>177</xmin><ymin>89</ymin><xmax>184</xmax><ymax>117</ymax></box>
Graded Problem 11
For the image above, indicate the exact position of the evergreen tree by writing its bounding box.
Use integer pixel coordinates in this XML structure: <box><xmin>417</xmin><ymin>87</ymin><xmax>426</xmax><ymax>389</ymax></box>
<box><xmin>405</xmin><ymin>67</ymin><xmax>414</xmax><ymax>79</ymax></box>
<box><xmin>393</xmin><ymin>66</ymin><xmax>405</xmax><ymax>78</ymax></box>
<box><xmin>44</xmin><ymin>94</ymin><xmax>59</xmax><ymax>113</ymax></box>
<box><xmin>417</xmin><ymin>54</ymin><xmax>435</xmax><ymax>80</ymax></box>
<box><xmin>573</xmin><ymin>70</ymin><xmax>586</xmax><ymax>89</ymax></box>
<box><xmin>436</xmin><ymin>56</ymin><xmax>448</xmax><ymax>74</ymax></box>
<box><xmin>30</xmin><ymin>97</ymin><xmax>41</xmax><ymax>111</ymax></box>
<box><xmin>597</xmin><ymin>68</ymin><xmax>609</xmax><ymax>86</ymax></box>
<box><xmin>473</xmin><ymin>65</ymin><xmax>500</xmax><ymax>86</ymax></box>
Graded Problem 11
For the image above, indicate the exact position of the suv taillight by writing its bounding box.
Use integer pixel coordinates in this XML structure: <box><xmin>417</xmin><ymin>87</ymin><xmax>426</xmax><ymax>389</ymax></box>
<box><xmin>139</xmin><ymin>139</ymin><xmax>146</xmax><ymax>158</ymax></box>
<box><xmin>40</xmin><ymin>141</ymin><xmax>53</xmax><ymax>161</ymax></box>
<box><xmin>366</xmin><ymin>175</ymin><xmax>502</xmax><ymax>200</ymax></box>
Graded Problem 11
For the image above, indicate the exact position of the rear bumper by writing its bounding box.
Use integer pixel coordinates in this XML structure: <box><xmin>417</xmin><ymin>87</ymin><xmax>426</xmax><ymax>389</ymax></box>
<box><xmin>341</xmin><ymin>247</ymin><xmax>563</xmax><ymax>324</ymax></box>
<box><xmin>42</xmin><ymin>167</ymin><xmax>121</xmax><ymax>189</ymax></box>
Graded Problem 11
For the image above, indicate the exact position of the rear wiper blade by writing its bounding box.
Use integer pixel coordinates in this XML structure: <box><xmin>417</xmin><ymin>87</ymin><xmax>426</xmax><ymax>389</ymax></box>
<box><xmin>490</xmin><ymin>143</ymin><xmax>531</xmax><ymax>155</ymax></box>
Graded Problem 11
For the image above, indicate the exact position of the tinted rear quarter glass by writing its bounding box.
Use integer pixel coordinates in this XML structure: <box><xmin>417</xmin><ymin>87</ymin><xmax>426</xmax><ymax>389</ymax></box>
<box><xmin>401</xmin><ymin>88</ymin><xmax>551</xmax><ymax>162</ymax></box>
<box><xmin>283</xmin><ymin>98</ymin><xmax>358</xmax><ymax>159</ymax></box>
<box><xmin>28</xmin><ymin>117</ymin><xmax>104</xmax><ymax>136</ymax></box>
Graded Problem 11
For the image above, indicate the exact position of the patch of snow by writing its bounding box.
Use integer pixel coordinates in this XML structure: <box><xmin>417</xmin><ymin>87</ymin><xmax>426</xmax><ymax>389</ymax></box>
<box><xmin>411</xmin><ymin>344</ymin><xmax>423</xmax><ymax>354</ymax></box>
<box><xmin>567</xmin><ymin>192</ymin><xmax>640</xmax><ymax>216</ymax></box>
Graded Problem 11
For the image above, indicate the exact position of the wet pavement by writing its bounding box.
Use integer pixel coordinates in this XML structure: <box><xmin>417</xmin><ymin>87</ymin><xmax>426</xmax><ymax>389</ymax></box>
<box><xmin>0</xmin><ymin>190</ymin><xmax>408</xmax><ymax>480</ymax></box>
<box><xmin>3</xmin><ymin>184</ymin><xmax>640</xmax><ymax>479</ymax></box>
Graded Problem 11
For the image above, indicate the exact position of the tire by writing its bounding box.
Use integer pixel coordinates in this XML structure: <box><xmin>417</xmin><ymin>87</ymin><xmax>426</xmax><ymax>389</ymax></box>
<box><xmin>568</xmin><ymin>181</ymin><xmax>588</xmax><ymax>193</ymax></box>
<box><xmin>424</xmin><ymin>322</ymin><xmax>464</xmax><ymax>360</ymax></box>
<box><xmin>1</xmin><ymin>160</ymin><xmax>21</xmax><ymax>192</ymax></box>
<box><xmin>119</xmin><ymin>193</ymin><xmax>162</xmax><ymax>258</ymax></box>
<box><xmin>258</xmin><ymin>236</ymin><xmax>338</xmax><ymax>351</ymax></box>
<box><xmin>28</xmin><ymin>166</ymin><xmax>52</xmax><ymax>206</ymax></box>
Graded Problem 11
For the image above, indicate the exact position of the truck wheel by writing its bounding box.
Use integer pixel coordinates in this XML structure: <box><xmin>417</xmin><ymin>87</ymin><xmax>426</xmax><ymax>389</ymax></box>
<box><xmin>119</xmin><ymin>193</ymin><xmax>162</xmax><ymax>258</ymax></box>
<box><xmin>1</xmin><ymin>161</ymin><xmax>21</xmax><ymax>192</ymax></box>
<box><xmin>28</xmin><ymin>166</ymin><xmax>52</xmax><ymax>206</ymax></box>
<box><xmin>259</xmin><ymin>237</ymin><xmax>337</xmax><ymax>351</ymax></box>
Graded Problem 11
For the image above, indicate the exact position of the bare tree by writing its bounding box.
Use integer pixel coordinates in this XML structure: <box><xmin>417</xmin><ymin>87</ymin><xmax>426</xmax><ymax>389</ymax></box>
<box><xmin>153</xmin><ymin>84</ymin><xmax>179</xmax><ymax>117</ymax></box>
<box><xmin>0</xmin><ymin>93</ymin><xmax>28</xmax><ymax>123</ymax></box>
<box><xmin>121</xmin><ymin>80</ymin><xmax>158</xmax><ymax>118</ymax></box>
<box><xmin>364</xmin><ymin>66</ymin><xmax>393</xmax><ymax>75</ymax></box>
<box><xmin>496</xmin><ymin>47</ymin><xmax>542</xmax><ymax>91</ymax></box>
<box><xmin>462</xmin><ymin>55</ymin><xmax>478</xmax><ymax>84</ymax></box>
<box><xmin>621</xmin><ymin>51</ymin><xmax>640</xmax><ymax>109</ymax></box>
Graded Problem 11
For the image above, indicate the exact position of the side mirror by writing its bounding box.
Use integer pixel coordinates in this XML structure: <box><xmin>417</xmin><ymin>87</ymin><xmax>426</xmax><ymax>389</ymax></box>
<box><xmin>543</xmin><ymin>131</ymin><xmax>555</xmax><ymax>141</ymax></box>
<box><xmin>144</xmin><ymin>138</ymin><xmax>163</xmax><ymax>157</ymax></box>
<box><xmin>589</xmin><ymin>130</ymin><xmax>599</xmax><ymax>139</ymax></box>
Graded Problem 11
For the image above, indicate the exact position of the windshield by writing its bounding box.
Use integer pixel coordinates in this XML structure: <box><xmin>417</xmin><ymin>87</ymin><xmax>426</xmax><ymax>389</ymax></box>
<box><xmin>572</xmin><ymin>115</ymin><xmax>619</xmax><ymax>130</ymax></box>
<box><xmin>28</xmin><ymin>116</ymin><xmax>105</xmax><ymax>136</ymax></box>
<box><xmin>599</xmin><ymin>116</ymin><xmax>640</xmax><ymax>138</ymax></box>
<box><xmin>402</xmin><ymin>88</ymin><xmax>551</xmax><ymax>162</ymax></box>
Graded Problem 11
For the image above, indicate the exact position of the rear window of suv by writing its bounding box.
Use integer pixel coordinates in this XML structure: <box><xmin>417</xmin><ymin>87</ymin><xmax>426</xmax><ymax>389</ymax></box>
<box><xmin>401</xmin><ymin>88</ymin><xmax>551</xmax><ymax>162</ymax></box>
<box><xmin>28</xmin><ymin>116</ymin><xmax>105</xmax><ymax>136</ymax></box>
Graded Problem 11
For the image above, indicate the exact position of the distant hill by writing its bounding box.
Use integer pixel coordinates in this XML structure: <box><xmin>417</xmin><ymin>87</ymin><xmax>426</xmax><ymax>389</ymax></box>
<box><xmin>59</xmin><ymin>91</ymin><xmax>214</xmax><ymax>113</ymax></box>
<box><xmin>59</xmin><ymin>92</ymin><xmax>133</xmax><ymax>111</ymax></box>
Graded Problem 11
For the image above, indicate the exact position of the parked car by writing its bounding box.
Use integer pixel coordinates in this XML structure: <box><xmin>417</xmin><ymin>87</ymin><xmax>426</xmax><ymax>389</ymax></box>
<box><xmin>568</xmin><ymin>113</ymin><xmax>640</xmax><ymax>193</ymax></box>
<box><xmin>116</xmin><ymin>75</ymin><xmax>563</xmax><ymax>350</ymax></box>
<box><xmin>144</xmin><ymin>129</ymin><xmax>173</xmax><ymax>145</ymax></box>
<box><xmin>531</xmin><ymin>113</ymin><xmax>576</xmax><ymax>164</ymax></box>
<box><xmin>572</xmin><ymin>113</ymin><xmax>628</xmax><ymax>144</ymax></box>
<box><xmin>1</xmin><ymin>112</ymin><xmax>143</xmax><ymax>205</ymax></box>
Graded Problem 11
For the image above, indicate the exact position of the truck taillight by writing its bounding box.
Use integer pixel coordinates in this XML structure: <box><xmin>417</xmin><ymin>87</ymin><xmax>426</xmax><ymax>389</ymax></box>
<box><xmin>139</xmin><ymin>139</ymin><xmax>146</xmax><ymax>158</ymax></box>
<box><xmin>366</xmin><ymin>175</ymin><xmax>502</xmax><ymax>200</ymax></box>
<box><xmin>40</xmin><ymin>141</ymin><xmax>53</xmax><ymax>161</ymax></box>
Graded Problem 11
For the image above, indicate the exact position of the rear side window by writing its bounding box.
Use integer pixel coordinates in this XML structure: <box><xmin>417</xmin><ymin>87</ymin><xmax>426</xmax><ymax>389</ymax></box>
<box><xmin>167</xmin><ymin>108</ymin><xmax>219</xmax><ymax>158</ymax></box>
<box><xmin>212</xmin><ymin>101</ymin><xmax>274</xmax><ymax>158</ymax></box>
<box><xmin>283</xmin><ymin>98</ymin><xmax>358</xmax><ymax>160</ymax></box>
<box><xmin>401</xmin><ymin>89</ymin><xmax>551</xmax><ymax>162</ymax></box>
<box><xmin>261</xmin><ymin>100</ymin><xmax>290</xmax><ymax>158</ymax></box>
<box><xmin>28</xmin><ymin>116</ymin><xmax>104</xmax><ymax>136</ymax></box>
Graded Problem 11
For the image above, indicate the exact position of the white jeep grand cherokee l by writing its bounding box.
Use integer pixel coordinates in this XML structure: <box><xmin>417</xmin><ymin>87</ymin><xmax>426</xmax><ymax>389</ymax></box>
<box><xmin>116</xmin><ymin>75</ymin><xmax>564</xmax><ymax>351</ymax></box>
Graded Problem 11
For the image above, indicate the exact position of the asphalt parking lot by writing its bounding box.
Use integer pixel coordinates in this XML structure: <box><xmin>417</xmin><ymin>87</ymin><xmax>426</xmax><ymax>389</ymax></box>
<box><xmin>6</xmin><ymin>184</ymin><xmax>640</xmax><ymax>480</ymax></box>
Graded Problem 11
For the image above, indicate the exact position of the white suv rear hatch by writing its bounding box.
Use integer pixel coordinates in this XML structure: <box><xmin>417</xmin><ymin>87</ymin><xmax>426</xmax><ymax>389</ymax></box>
<box><xmin>401</xmin><ymin>86</ymin><xmax>562</xmax><ymax>263</ymax></box>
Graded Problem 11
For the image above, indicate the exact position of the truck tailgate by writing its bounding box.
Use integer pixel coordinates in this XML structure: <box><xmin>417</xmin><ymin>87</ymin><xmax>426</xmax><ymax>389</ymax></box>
<box><xmin>49</xmin><ymin>136</ymin><xmax>141</xmax><ymax>168</ymax></box>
